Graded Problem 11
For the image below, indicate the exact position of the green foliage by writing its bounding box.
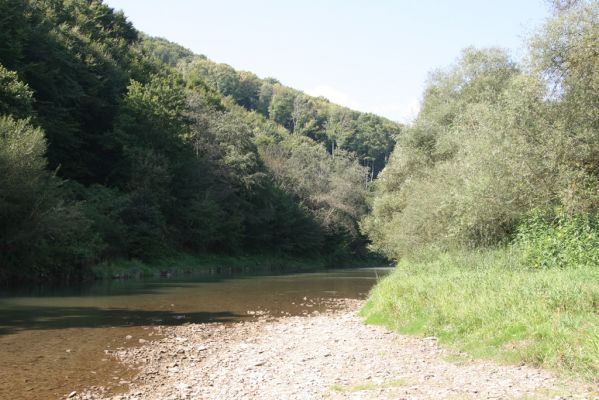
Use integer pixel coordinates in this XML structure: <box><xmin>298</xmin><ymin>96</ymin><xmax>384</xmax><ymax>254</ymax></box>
<box><xmin>0</xmin><ymin>64</ymin><xmax>34</xmax><ymax>118</ymax></box>
<box><xmin>0</xmin><ymin>117</ymin><xmax>100</xmax><ymax>281</ymax></box>
<box><xmin>531</xmin><ymin>1</ymin><xmax>599</xmax><ymax>215</ymax></box>
<box><xmin>0</xmin><ymin>0</ymin><xmax>140</xmax><ymax>183</ymax></box>
<box><xmin>363</xmin><ymin>3</ymin><xmax>599</xmax><ymax>258</ymax></box>
<box><xmin>165</xmin><ymin>35</ymin><xmax>401</xmax><ymax>177</ymax></box>
<box><xmin>138</xmin><ymin>34</ymin><xmax>194</xmax><ymax>66</ymax></box>
<box><xmin>115</xmin><ymin>75</ymin><xmax>187</xmax><ymax>154</ymax></box>
<box><xmin>531</xmin><ymin>1</ymin><xmax>599</xmax><ymax>134</ymax></box>
<box><xmin>514</xmin><ymin>210</ymin><xmax>599</xmax><ymax>269</ymax></box>
<box><xmin>362</xmin><ymin>249</ymin><xmax>599</xmax><ymax>380</ymax></box>
<box><xmin>76</xmin><ymin>184</ymin><xmax>130</xmax><ymax>259</ymax></box>
<box><xmin>260</xmin><ymin>135</ymin><xmax>369</xmax><ymax>237</ymax></box>
<box><xmin>268</xmin><ymin>85</ymin><xmax>296</xmax><ymax>130</ymax></box>
<box><xmin>0</xmin><ymin>117</ymin><xmax>49</xmax><ymax>225</ymax></box>
<box><xmin>362</xmin><ymin>48</ymin><xmax>525</xmax><ymax>257</ymax></box>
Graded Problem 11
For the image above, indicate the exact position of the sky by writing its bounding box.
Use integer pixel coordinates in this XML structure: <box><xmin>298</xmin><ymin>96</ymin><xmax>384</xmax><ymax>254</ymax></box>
<box><xmin>104</xmin><ymin>0</ymin><xmax>551</xmax><ymax>122</ymax></box>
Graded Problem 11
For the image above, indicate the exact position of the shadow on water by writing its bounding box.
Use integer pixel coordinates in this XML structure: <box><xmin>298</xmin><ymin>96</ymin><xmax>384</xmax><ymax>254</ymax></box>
<box><xmin>0</xmin><ymin>266</ymin><xmax>363</xmax><ymax>298</ymax></box>
<box><xmin>0</xmin><ymin>305</ymin><xmax>244</xmax><ymax>336</ymax></box>
<box><xmin>0</xmin><ymin>267</ymin><xmax>391</xmax><ymax>336</ymax></box>
<box><xmin>0</xmin><ymin>273</ymin><xmax>241</xmax><ymax>298</ymax></box>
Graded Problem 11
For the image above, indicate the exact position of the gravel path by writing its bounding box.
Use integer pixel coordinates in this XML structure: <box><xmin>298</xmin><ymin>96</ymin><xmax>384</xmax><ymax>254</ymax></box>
<box><xmin>74</xmin><ymin>300</ymin><xmax>595</xmax><ymax>400</ymax></box>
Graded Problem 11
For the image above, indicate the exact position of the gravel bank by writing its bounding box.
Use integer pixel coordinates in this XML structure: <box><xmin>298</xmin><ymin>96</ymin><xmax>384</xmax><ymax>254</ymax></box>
<box><xmin>73</xmin><ymin>299</ymin><xmax>595</xmax><ymax>400</ymax></box>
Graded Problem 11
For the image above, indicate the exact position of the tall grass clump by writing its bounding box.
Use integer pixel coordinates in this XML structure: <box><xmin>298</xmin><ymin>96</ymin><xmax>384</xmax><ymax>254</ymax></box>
<box><xmin>361</xmin><ymin>247</ymin><xmax>598</xmax><ymax>381</ymax></box>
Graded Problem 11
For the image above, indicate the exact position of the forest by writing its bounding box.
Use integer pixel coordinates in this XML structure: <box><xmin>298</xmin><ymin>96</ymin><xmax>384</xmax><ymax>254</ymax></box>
<box><xmin>0</xmin><ymin>0</ymin><xmax>400</xmax><ymax>282</ymax></box>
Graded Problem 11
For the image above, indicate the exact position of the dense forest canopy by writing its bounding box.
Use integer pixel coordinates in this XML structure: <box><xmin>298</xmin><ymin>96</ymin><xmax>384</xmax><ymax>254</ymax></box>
<box><xmin>142</xmin><ymin>36</ymin><xmax>400</xmax><ymax>178</ymax></box>
<box><xmin>0</xmin><ymin>0</ymin><xmax>401</xmax><ymax>282</ymax></box>
<box><xmin>362</xmin><ymin>0</ymin><xmax>599</xmax><ymax>262</ymax></box>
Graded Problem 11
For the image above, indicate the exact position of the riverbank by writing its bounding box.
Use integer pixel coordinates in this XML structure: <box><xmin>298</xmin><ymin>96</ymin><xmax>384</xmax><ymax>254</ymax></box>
<box><xmin>2</xmin><ymin>251</ymin><xmax>387</xmax><ymax>287</ymax></box>
<box><xmin>72</xmin><ymin>299</ymin><xmax>594</xmax><ymax>400</ymax></box>
<box><xmin>88</xmin><ymin>254</ymin><xmax>327</xmax><ymax>280</ymax></box>
<box><xmin>87</xmin><ymin>253</ymin><xmax>389</xmax><ymax>281</ymax></box>
<box><xmin>361</xmin><ymin>249</ymin><xmax>599</xmax><ymax>383</ymax></box>
<box><xmin>0</xmin><ymin>268</ymin><xmax>383</xmax><ymax>400</ymax></box>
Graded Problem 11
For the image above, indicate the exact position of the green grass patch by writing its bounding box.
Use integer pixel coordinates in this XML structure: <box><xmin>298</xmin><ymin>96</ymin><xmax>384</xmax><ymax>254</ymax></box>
<box><xmin>361</xmin><ymin>248</ymin><xmax>599</xmax><ymax>382</ymax></box>
<box><xmin>328</xmin><ymin>383</ymin><xmax>345</xmax><ymax>393</ymax></box>
<box><xmin>383</xmin><ymin>378</ymin><xmax>410</xmax><ymax>388</ymax></box>
<box><xmin>349</xmin><ymin>383</ymin><xmax>377</xmax><ymax>391</ymax></box>
<box><xmin>329</xmin><ymin>382</ymin><xmax>377</xmax><ymax>393</ymax></box>
<box><xmin>328</xmin><ymin>378</ymin><xmax>410</xmax><ymax>393</ymax></box>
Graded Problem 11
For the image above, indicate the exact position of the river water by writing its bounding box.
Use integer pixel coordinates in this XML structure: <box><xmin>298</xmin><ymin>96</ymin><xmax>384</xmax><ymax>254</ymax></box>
<box><xmin>0</xmin><ymin>267</ymin><xmax>389</xmax><ymax>399</ymax></box>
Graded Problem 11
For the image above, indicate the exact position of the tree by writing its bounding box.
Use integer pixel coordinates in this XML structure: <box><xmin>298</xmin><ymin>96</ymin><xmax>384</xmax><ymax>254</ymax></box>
<box><xmin>362</xmin><ymin>48</ymin><xmax>524</xmax><ymax>257</ymax></box>
<box><xmin>0</xmin><ymin>117</ymin><xmax>98</xmax><ymax>280</ymax></box>
<box><xmin>0</xmin><ymin>64</ymin><xmax>34</xmax><ymax>118</ymax></box>
<box><xmin>257</xmin><ymin>81</ymin><xmax>274</xmax><ymax>116</ymax></box>
<box><xmin>363</xmin><ymin>5</ymin><xmax>599</xmax><ymax>258</ymax></box>
<box><xmin>291</xmin><ymin>95</ymin><xmax>319</xmax><ymax>135</ymax></box>
<box><xmin>260</xmin><ymin>136</ymin><xmax>369</xmax><ymax>238</ymax></box>
<box><xmin>236</xmin><ymin>71</ymin><xmax>261</xmax><ymax>110</ymax></box>
<box><xmin>0</xmin><ymin>0</ymin><xmax>139</xmax><ymax>183</ymax></box>
<box><xmin>0</xmin><ymin>1</ymin><xmax>394</xmax><ymax>281</ymax></box>
<box><xmin>268</xmin><ymin>85</ymin><xmax>296</xmax><ymax>130</ymax></box>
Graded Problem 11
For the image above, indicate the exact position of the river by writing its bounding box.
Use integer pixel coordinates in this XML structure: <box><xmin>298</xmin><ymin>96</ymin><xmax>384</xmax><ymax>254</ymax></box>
<box><xmin>0</xmin><ymin>267</ymin><xmax>389</xmax><ymax>400</ymax></box>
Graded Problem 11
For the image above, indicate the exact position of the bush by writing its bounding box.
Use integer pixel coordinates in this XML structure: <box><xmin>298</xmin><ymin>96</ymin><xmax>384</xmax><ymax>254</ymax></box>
<box><xmin>514</xmin><ymin>210</ymin><xmax>599</xmax><ymax>269</ymax></box>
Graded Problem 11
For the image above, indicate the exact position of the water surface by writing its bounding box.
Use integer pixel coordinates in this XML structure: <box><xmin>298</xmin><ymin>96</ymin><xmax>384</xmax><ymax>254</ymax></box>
<box><xmin>0</xmin><ymin>267</ymin><xmax>389</xmax><ymax>399</ymax></box>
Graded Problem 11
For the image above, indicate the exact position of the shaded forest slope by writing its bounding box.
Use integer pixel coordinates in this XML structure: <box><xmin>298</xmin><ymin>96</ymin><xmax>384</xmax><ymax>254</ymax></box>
<box><xmin>0</xmin><ymin>0</ymin><xmax>401</xmax><ymax>282</ymax></box>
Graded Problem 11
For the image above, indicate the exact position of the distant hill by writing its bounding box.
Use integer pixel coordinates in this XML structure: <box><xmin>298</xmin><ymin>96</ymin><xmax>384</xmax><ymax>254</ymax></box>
<box><xmin>141</xmin><ymin>35</ymin><xmax>402</xmax><ymax>178</ymax></box>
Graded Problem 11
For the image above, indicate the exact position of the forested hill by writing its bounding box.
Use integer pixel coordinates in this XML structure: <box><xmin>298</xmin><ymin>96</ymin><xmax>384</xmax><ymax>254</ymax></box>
<box><xmin>140</xmin><ymin>35</ymin><xmax>400</xmax><ymax>178</ymax></box>
<box><xmin>0</xmin><ymin>0</ymin><xmax>401</xmax><ymax>282</ymax></box>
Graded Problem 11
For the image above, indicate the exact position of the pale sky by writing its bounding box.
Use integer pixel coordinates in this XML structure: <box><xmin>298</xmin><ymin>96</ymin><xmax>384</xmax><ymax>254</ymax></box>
<box><xmin>104</xmin><ymin>0</ymin><xmax>551</xmax><ymax>122</ymax></box>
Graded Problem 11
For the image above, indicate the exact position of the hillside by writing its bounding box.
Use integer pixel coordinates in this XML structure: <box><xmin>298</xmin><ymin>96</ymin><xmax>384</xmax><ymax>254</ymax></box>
<box><xmin>141</xmin><ymin>35</ymin><xmax>401</xmax><ymax>178</ymax></box>
<box><xmin>0</xmin><ymin>0</ymin><xmax>400</xmax><ymax>282</ymax></box>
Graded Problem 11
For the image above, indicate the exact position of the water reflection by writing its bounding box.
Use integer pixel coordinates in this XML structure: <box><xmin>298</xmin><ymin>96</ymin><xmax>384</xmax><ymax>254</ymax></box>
<box><xmin>0</xmin><ymin>306</ymin><xmax>243</xmax><ymax>335</ymax></box>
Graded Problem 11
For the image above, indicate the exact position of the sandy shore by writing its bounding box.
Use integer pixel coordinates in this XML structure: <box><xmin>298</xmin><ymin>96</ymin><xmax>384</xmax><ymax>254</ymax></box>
<box><xmin>72</xmin><ymin>299</ymin><xmax>594</xmax><ymax>400</ymax></box>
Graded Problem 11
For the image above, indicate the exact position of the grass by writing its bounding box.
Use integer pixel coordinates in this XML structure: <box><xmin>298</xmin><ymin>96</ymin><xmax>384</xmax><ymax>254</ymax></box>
<box><xmin>87</xmin><ymin>253</ymin><xmax>329</xmax><ymax>280</ymax></box>
<box><xmin>329</xmin><ymin>378</ymin><xmax>410</xmax><ymax>393</ymax></box>
<box><xmin>360</xmin><ymin>248</ymin><xmax>599</xmax><ymax>382</ymax></box>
